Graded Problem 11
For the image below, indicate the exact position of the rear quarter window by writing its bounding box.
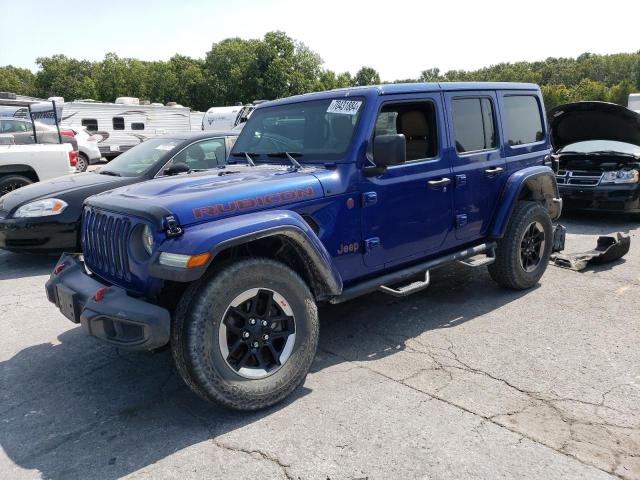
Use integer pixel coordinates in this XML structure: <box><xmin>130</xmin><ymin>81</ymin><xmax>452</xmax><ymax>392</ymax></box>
<box><xmin>503</xmin><ymin>95</ymin><xmax>544</xmax><ymax>146</ymax></box>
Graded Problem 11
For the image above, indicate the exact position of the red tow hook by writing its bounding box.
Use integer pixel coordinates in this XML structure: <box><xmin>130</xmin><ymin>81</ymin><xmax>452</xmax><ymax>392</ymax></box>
<box><xmin>53</xmin><ymin>264</ymin><xmax>65</xmax><ymax>275</ymax></box>
<box><xmin>94</xmin><ymin>287</ymin><xmax>108</xmax><ymax>302</ymax></box>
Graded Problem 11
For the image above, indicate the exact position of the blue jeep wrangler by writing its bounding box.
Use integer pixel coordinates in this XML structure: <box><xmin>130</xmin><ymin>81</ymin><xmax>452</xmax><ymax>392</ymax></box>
<box><xmin>46</xmin><ymin>83</ymin><xmax>564</xmax><ymax>410</ymax></box>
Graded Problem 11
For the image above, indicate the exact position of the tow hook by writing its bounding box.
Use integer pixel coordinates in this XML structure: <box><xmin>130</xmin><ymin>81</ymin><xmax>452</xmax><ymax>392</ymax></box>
<box><xmin>164</xmin><ymin>215</ymin><xmax>183</xmax><ymax>238</ymax></box>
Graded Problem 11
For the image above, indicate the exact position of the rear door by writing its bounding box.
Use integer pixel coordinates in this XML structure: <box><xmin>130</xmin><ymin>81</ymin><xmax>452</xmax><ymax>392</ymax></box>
<box><xmin>444</xmin><ymin>91</ymin><xmax>507</xmax><ymax>240</ymax></box>
<box><xmin>361</xmin><ymin>94</ymin><xmax>454</xmax><ymax>267</ymax></box>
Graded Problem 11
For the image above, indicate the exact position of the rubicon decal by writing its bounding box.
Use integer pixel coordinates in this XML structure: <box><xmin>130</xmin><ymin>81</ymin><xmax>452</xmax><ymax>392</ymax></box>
<box><xmin>193</xmin><ymin>187</ymin><xmax>317</xmax><ymax>219</ymax></box>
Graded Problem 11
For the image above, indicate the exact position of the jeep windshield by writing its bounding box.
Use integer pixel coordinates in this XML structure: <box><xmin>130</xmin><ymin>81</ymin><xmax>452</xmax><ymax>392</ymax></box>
<box><xmin>231</xmin><ymin>97</ymin><xmax>364</xmax><ymax>162</ymax></box>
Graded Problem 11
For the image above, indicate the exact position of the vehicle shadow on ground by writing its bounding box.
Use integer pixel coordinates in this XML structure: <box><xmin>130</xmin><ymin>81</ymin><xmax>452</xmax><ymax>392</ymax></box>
<box><xmin>0</xmin><ymin>251</ymin><xmax>58</xmax><ymax>280</ymax></box>
<box><xmin>0</xmin><ymin>263</ymin><xmax>535</xmax><ymax>479</ymax></box>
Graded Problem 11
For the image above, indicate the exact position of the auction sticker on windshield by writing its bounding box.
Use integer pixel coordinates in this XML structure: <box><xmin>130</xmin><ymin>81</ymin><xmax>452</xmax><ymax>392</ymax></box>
<box><xmin>327</xmin><ymin>99</ymin><xmax>362</xmax><ymax>115</ymax></box>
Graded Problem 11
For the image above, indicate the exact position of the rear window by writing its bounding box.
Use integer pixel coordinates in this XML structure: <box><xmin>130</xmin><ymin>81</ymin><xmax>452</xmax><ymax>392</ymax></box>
<box><xmin>503</xmin><ymin>96</ymin><xmax>544</xmax><ymax>146</ymax></box>
<box><xmin>451</xmin><ymin>98</ymin><xmax>496</xmax><ymax>153</ymax></box>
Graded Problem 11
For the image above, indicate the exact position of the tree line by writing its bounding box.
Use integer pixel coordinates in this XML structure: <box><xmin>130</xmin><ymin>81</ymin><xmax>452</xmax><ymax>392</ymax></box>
<box><xmin>1</xmin><ymin>31</ymin><xmax>638</xmax><ymax>112</ymax></box>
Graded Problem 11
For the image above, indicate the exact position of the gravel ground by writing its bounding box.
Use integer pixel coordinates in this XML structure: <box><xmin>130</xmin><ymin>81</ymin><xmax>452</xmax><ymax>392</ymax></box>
<box><xmin>0</xmin><ymin>211</ymin><xmax>638</xmax><ymax>480</ymax></box>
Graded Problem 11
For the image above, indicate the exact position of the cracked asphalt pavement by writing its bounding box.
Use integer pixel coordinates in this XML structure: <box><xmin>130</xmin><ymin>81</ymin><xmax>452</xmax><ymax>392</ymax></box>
<box><xmin>1</xmin><ymin>211</ymin><xmax>638</xmax><ymax>479</ymax></box>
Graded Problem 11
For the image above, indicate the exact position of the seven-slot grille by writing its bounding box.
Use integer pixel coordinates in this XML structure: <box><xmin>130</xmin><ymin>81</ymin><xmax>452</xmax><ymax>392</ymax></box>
<box><xmin>556</xmin><ymin>170</ymin><xmax>603</xmax><ymax>187</ymax></box>
<box><xmin>82</xmin><ymin>207</ymin><xmax>132</xmax><ymax>281</ymax></box>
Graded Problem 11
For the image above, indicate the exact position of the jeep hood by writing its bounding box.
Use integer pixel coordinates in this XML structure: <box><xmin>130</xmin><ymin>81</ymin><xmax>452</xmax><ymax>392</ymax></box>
<box><xmin>549</xmin><ymin>101</ymin><xmax>640</xmax><ymax>151</ymax></box>
<box><xmin>87</xmin><ymin>165</ymin><xmax>325</xmax><ymax>228</ymax></box>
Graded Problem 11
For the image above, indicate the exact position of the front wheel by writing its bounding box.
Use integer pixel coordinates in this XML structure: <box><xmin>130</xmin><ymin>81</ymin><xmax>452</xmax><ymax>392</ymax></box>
<box><xmin>489</xmin><ymin>201</ymin><xmax>553</xmax><ymax>290</ymax></box>
<box><xmin>171</xmin><ymin>258</ymin><xmax>319</xmax><ymax>410</ymax></box>
<box><xmin>0</xmin><ymin>175</ymin><xmax>33</xmax><ymax>197</ymax></box>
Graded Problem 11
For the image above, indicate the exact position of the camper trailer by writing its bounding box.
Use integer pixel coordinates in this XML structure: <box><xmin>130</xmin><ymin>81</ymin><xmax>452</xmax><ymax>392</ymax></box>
<box><xmin>628</xmin><ymin>93</ymin><xmax>640</xmax><ymax>113</ymax></box>
<box><xmin>57</xmin><ymin>97</ymin><xmax>193</xmax><ymax>158</ymax></box>
<box><xmin>201</xmin><ymin>103</ymin><xmax>260</xmax><ymax>131</ymax></box>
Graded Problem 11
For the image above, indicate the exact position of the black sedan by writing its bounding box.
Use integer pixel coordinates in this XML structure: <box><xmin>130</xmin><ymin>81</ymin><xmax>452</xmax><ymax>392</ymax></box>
<box><xmin>0</xmin><ymin>131</ymin><xmax>238</xmax><ymax>253</ymax></box>
<box><xmin>549</xmin><ymin>101</ymin><xmax>640</xmax><ymax>216</ymax></box>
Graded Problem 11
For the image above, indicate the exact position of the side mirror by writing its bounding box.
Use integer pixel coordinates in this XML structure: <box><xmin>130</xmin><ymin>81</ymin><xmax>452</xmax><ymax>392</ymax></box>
<box><xmin>373</xmin><ymin>134</ymin><xmax>406</xmax><ymax>167</ymax></box>
<box><xmin>164</xmin><ymin>162</ymin><xmax>190</xmax><ymax>176</ymax></box>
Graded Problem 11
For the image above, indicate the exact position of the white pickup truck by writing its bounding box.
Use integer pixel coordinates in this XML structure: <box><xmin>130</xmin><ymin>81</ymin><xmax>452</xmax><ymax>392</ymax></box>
<box><xmin>0</xmin><ymin>142</ymin><xmax>76</xmax><ymax>196</ymax></box>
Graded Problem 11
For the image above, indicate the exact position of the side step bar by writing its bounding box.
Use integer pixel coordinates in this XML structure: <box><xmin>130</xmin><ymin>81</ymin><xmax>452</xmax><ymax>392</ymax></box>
<box><xmin>379</xmin><ymin>271</ymin><xmax>430</xmax><ymax>297</ymax></box>
<box><xmin>458</xmin><ymin>247</ymin><xmax>496</xmax><ymax>268</ymax></box>
<box><xmin>330</xmin><ymin>242</ymin><xmax>497</xmax><ymax>304</ymax></box>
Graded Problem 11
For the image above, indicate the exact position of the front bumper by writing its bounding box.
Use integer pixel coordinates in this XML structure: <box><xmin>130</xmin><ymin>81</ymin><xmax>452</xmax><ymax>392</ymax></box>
<box><xmin>0</xmin><ymin>216</ymin><xmax>79</xmax><ymax>253</ymax></box>
<box><xmin>559</xmin><ymin>184</ymin><xmax>640</xmax><ymax>213</ymax></box>
<box><xmin>45</xmin><ymin>253</ymin><xmax>171</xmax><ymax>350</ymax></box>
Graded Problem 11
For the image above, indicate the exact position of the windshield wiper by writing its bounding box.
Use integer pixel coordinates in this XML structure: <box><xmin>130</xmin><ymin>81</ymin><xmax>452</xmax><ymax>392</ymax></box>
<box><xmin>99</xmin><ymin>170</ymin><xmax>121</xmax><ymax>177</ymax></box>
<box><xmin>266</xmin><ymin>152</ymin><xmax>303</xmax><ymax>171</ymax></box>
<box><xmin>230</xmin><ymin>151</ymin><xmax>256</xmax><ymax>167</ymax></box>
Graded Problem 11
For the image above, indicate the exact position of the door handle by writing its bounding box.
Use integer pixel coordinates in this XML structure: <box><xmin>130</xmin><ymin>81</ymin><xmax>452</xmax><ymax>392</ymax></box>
<box><xmin>484</xmin><ymin>167</ymin><xmax>504</xmax><ymax>177</ymax></box>
<box><xmin>427</xmin><ymin>177</ymin><xmax>451</xmax><ymax>189</ymax></box>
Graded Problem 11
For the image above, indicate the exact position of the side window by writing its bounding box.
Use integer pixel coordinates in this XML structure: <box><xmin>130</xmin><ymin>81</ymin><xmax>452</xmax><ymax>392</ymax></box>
<box><xmin>131</xmin><ymin>122</ymin><xmax>145</xmax><ymax>130</ymax></box>
<box><xmin>374</xmin><ymin>101</ymin><xmax>438</xmax><ymax>162</ymax></box>
<box><xmin>166</xmin><ymin>138</ymin><xmax>226</xmax><ymax>171</ymax></box>
<box><xmin>112</xmin><ymin>117</ymin><xmax>125</xmax><ymax>130</ymax></box>
<box><xmin>451</xmin><ymin>97</ymin><xmax>496</xmax><ymax>153</ymax></box>
<box><xmin>3</xmin><ymin>120</ymin><xmax>22</xmax><ymax>132</ymax></box>
<box><xmin>503</xmin><ymin>95</ymin><xmax>544</xmax><ymax>146</ymax></box>
<box><xmin>81</xmin><ymin>119</ymin><xmax>98</xmax><ymax>132</ymax></box>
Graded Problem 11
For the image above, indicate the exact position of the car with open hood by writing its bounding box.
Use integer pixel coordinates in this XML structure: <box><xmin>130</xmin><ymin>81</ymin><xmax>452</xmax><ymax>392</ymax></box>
<box><xmin>0</xmin><ymin>131</ymin><xmax>237</xmax><ymax>253</ymax></box>
<box><xmin>549</xmin><ymin>101</ymin><xmax>640</xmax><ymax>215</ymax></box>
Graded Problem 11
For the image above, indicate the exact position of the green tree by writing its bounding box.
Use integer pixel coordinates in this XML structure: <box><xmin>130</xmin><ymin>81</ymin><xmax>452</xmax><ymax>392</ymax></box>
<box><xmin>0</xmin><ymin>66</ymin><xmax>37</xmax><ymax>96</ymax></box>
<box><xmin>35</xmin><ymin>55</ymin><xmax>96</xmax><ymax>100</ymax></box>
<box><xmin>354</xmin><ymin>66</ymin><xmax>381</xmax><ymax>86</ymax></box>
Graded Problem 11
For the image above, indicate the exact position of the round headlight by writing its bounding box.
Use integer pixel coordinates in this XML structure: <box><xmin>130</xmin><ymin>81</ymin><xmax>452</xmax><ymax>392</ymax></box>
<box><xmin>142</xmin><ymin>225</ymin><xmax>154</xmax><ymax>255</ymax></box>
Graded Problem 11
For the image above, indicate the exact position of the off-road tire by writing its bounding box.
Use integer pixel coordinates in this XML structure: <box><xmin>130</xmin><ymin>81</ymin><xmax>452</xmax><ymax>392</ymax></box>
<box><xmin>0</xmin><ymin>175</ymin><xmax>33</xmax><ymax>196</ymax></box>
<box><xmin>488</xmin><ymin>201</ymin><xmax>553</xmax><ymax>290</ymax></box>
<box><xmin>171</xmin><ymin>257</ymin><xmax>319</xmax><ymax>410</ymax></box>
<box><xmin>76</xmin><ymin>153</ymin><xmax>89</xmax><ymax>172</ymax></box>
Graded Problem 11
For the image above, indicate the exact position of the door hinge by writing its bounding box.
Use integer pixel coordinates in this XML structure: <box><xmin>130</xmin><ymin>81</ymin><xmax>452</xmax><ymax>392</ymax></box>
<box><xmin>362</xmin><ymin>191</ymin><xmax>378</xmax><ymax>207</ymax></box>
<box><xmin>364</xmin><ymin>237</ymin><xmax>381</xmax><ymax>252</ymax></box>
<box><xmin>455</xmin><ymin>214</ymin><xmax>468</xmax><ymax>229</ymax></box>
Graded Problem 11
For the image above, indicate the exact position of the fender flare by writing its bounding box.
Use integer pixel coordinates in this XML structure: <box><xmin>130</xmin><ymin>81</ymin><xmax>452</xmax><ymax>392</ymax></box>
<box><xmin>489</xmin><ymin>165</ymin><xmax>562</xmax><ymax>238</ymax></box>
<box><xmin>149</xmin><ymin>209</ymin><xmax>343</xmax><ymax>298</ymax></box>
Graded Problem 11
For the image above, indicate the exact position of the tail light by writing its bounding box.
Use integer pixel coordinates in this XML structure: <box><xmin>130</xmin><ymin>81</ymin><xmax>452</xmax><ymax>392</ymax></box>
<box><xmin>60</xmin><ymin>129</ymin><xmax>75</xmax><ymax>138</ymax></box>
<box><xmin>87</xmin><ymin>135</ymin><xmax>97</xmax><ymax>142</ymax></box>
<box><xmin>69</xmin><ymin>150</ymin><xmax>77</xmax><ymax>167</ymax></box>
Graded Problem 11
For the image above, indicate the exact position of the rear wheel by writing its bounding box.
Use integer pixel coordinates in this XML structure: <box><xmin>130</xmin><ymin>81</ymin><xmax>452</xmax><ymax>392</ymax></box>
<box><xmin>76</xmin><ymin>153</ymin><xmax>89</xmax><ymax>172</ymax></box>
<box><xmin>0</xmin><ymin>175</ymin><xmax>33</xmax><ymax>197</ymax></box>
<box><xmin>489</xmin><ymin>201</ymin><xmax>553</xmax><ymax>290</ymax></box>
<box><xmin>172</xmin><ymin>257</ymin><xmax>318</xmax><ymax>410</ymax></box>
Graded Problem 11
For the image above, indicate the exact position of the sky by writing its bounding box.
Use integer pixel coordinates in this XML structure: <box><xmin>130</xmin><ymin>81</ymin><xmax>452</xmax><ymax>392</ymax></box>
<box><xmin>1</xmin><ymin>0</ymin><xmax>639</xmax><ymax>81</ymax></box>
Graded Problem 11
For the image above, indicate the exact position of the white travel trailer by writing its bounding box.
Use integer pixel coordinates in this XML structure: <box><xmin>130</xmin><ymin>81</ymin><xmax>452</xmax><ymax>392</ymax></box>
<box><xmin>201</xmin><ymin>106</ymin><xmax>244</xmax><ymax>131</ymax></box>
<box><xmin>57</xmin><ymin>97</ymin><xmax>193</xmax><ymax>158</ymax></box>
<box><xmin>628</xmin><ymin>93</ymin><xmax>640</xmax><ymax>113</ymax></box>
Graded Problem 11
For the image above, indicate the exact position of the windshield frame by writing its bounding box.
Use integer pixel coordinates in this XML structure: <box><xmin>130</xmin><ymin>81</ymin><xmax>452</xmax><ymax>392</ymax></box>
<box><xmin>100</xmin><ymin>137</ymin><xmax>183</xmax><ymax>178</ymax></box>
<box><xmin>230</xmin><ymin>96</ymin><xmax>366</xmax><ymax>164</ymax></box>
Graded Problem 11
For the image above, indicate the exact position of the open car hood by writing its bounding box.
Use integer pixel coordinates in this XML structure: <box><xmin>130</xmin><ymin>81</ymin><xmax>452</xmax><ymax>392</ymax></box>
<box><xmin>548</xmin><ymin>101</ymin><xmax>640</xmax><ymax>151</ymax></box>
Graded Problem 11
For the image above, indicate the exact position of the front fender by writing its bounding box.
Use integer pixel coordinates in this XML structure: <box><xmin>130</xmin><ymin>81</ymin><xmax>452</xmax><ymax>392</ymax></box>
<box><xmin>489</xmin><ymin>166</ymin><xmax>562</xmax><ymax>238</ymax></box>
<box><xmin>149</xmin><ymin>210</ymin><xmax>343</xmax><ymax>297</ymax></box>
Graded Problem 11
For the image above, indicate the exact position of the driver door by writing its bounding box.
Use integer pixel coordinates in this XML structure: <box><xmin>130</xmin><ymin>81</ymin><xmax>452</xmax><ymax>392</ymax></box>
<box><xmin>361</xmin><ymin>95</ymin><xmax>454</xmax><ymax>267</ymax></box>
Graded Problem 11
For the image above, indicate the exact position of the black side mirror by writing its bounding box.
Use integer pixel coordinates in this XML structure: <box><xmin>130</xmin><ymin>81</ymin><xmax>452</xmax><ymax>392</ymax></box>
<box><xmin>164</xmin><ymin>162</ymin><xmax>190</xmax><ymax>176</ymax></box>
<box><xmin>373</xmin><ymin>134</ymin><xmax>406</xmax><ymax>167</ymax></box>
